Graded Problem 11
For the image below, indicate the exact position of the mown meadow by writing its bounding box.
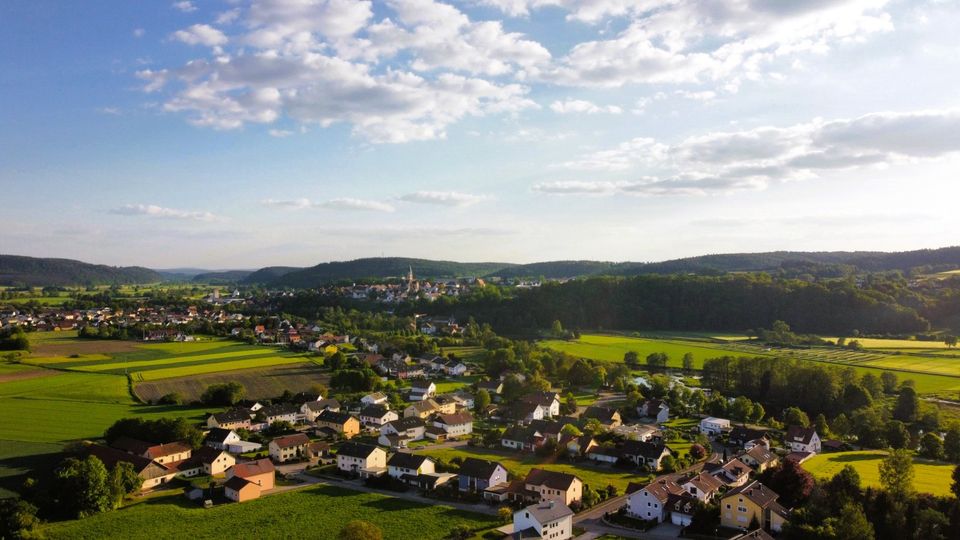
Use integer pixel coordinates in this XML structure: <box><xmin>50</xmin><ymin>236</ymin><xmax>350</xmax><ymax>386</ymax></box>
<box><xmin>40</xmin><ymin>484</ymin><xmax>499</xmax><ymax>540</ymax></box>
<box><xmin>802</xmin><ymin>451</ymin><xmax>955</xmax><ymax>496</ymax></box>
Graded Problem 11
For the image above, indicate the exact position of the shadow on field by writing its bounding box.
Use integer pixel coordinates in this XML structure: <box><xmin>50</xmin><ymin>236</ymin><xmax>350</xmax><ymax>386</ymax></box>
<box><xmin>827</xmin><ymin>452</ymin><xmax>887</xmax><ymax>463</ymax></box>
<box><xmin>0</xmin><ymin>448</ymin><xmax>64</xmax><ymax>497</ymax></box>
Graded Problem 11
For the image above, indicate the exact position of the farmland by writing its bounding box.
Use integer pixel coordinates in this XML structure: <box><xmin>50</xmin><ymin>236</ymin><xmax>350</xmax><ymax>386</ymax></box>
<box><xmin>415</xmin><ymin>445</ymin><xmax>649</xmax><ymax>493</ymax></box>
<box><xmin>135</xmin><ymin>363</ymin><xmax>330</xmax><ymax>403</ymax></box>
<box><xmin>802</xmin><ymin>451</ymin><xmax>955</xmax><ymax>496</ymax></box>
<box><xmin>543</xmin><ymin>334</ymin><xmax>960</xmax><ymax>396</ymax></box>
<box><xmin>39</xmin><ymin>484</ymin><xmax>499</xmax><ymax>540</ymax></box>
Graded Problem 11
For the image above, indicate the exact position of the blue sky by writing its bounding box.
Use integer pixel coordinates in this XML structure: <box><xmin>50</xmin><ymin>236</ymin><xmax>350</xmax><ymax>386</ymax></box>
<box><xmin>2</xmin><ymin>0</ymin><xmax>959</xmax><ymax>269</ymax></box>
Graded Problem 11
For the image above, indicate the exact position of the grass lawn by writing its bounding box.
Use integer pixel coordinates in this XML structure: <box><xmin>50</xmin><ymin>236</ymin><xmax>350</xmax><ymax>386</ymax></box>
<box><xmin>434</xmin><ymin>375</ymin><xmax>480</xmax><ymax>394</ymax></box>
<box><xmin>416</xmin><ymin>446</ymin><xmax>649</xmax><ymax>493</ymax></box>
<box><xmin>802</xmin><ymin>451</ymin><xmax>954</xmax><ymax>496</ymax></box>
<box><xmin>40</xmin><ymin>484</ymin><xmax>498</xmax><ymax>540</ymax></box>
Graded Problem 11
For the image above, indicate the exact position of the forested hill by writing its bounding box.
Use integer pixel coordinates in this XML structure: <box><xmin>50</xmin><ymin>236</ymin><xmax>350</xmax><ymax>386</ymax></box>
<box><xmin>191</xmin><ymin>270</ymin><xmax>253</xmax><ymax>284</ymax></box>
<box><xmin>263</xmin><ymin>258</ymin><xmax>512</xmax><ymax>287</ymax></box>
<box><xmin>0</xmin><ymin>255</ymin><xmax>162</xmax><ymax>287</ymax></box>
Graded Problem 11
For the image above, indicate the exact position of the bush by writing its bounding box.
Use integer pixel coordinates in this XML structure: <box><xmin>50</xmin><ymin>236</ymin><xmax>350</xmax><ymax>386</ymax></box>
<box><xmin>157</xmin><ymin>392</ymin><xmax>184</xmax><ymax>405</ymax></box>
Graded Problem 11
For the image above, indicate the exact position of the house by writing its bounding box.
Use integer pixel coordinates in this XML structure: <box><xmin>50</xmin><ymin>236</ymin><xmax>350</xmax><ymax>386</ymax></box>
<box><xmin>520</xmin><ymin>392</ymin><xmax>560</xmax><ymax>418</ymax></box>
<box><xmin>206</xmin><ymin>409</ymin><xmax>252</xmax><ymax>430</ymax></box>
<box><xmin>622</xmin><ymin>440</ymin><xmax>672</xmax><ymax>471</ymax></box>
<box><xmin>226</xmin><ymin>458</ymin><xmax>275</xmax><ymax>491</ymax></box>
<box><xmin>259</xmin><ymin>403</ymin><xmax>300</xmax><ymax>425</ymax></box>
<box><xmin>315</xmin><ymin>410</ymin><xmax>361</xmax><ymax>439</ymax></box>
<box><xmin>143</xmin><ymin>441</ymin><xmax>193</xmax><ymax>465</ymax></box>
<box><xmin>528</xmin><ymin>419</ymin><xmax>564</xmax><ymax>441</ymax></box>
<box><xmin>627</xmin><ymin>479</ymin><xmax>686</xmax><ymax>522</ymax></box>
<box><xmin>785</xmin><ymin>425</ymin><xmax>821</xmax><ymax>454</ymax></box>
<box><xmin>700</xmin><ymin>417</ymin><xmax>731</xmax><ymax>436</ymax></box>
<box><xmin>560</xmin><ymin>433</ymin><xmax>598</xmax><ymax>457</ymax></box>
<box><xmin>439</xmin><ymin>358</ymin><xmax>468</xmax><ymax>376</ymax></box>
<box><xmin>586</xmin><ymin>446</ymin><xmax>621</xmax><ymax>465</ymax></box>
<box><xmin>501</xmin><ymin>425</ymin><xmax>546</xmax><ymax>452</ymax></box>
<box><xmin>431</xmin><ymin>395</ymin><xmax>460</xmax><ymax>415</ymax></box>
<box><xmin>86</xmin><ymin>444</ymin><xmax>176</xmax><ymax>491</ymax></box>
<box><xmin>705</xmin><ymin>458</ymin><xmax>752</xmax><ymax>487</ymax></box>
<box><xmin>361</xmin><ymin>392</ymin><xmax>388</xmax><ymax>406</ymax></box>
<box><xmin>225</xmin><ymin>440</ymin><xmax>263</xmax><ymax>454</ymax></box>
<box><xmin>301</xmin><ymin>398</ymin><xmax>341</xmax><ymax>422</ymax></box>
<box><xmin>409</xmin><ymin>380</ymin><xmax>437</xmax><ymax>401</ymax></box>
<box><xmin>359</xmin><ymin>405</ymin><xmax>399</xmax><ymax>427</ymax></box>
<box><xmin>224</xmin><ymin>475</ymin><xmax>261</xmax><ymax>503</ymax></box>
<box><xmin>741</xmin><ymin>445</ymin><xmax>779</xmax><ymax>473</ymax></box>
<box><xmin>458</xmin><ymin>458</ymin><xmax>508</xmax><ymax>492</ymax></box>
<box><xmin>509</xmin><ymin>401</ymin><xmax>545</xmax><ymax>424</ymax></box>
<box><xmin>638</xmin><ymin>399</ymin><xmax>670</xmax><ymax>423</ymax></box>
<box><xmin>729</xmin><ymin>426</ymin><xmax>769</xmax><ymax>448</ymax></box>
<box><xmin>582</xmin><ymin>406</ymin><xmax>622</xmax><ymax>429</ymax></box>
<box><xmin>434</xmin><ymin>412</ymin><xmax>474</xmax><ymax>438</ymax></box>
<box><xmin>387</xmin><ymin>453</ymin><xmax>436</xmax><ymax>479</ymax></box>
<box><xmin>379</xmin><ymin>417</ymin><xmax>426</xmax><ymax>446</ymax></box>
<box><xmin>404</xmin><ymin>399</ymin><xmax>440</xmax><ymax>419</ymax></box>
<box><xmin>336</xmin><ymin>442</ymin><xmax>387</xmax><ymax>478</ymax></box>
<box><xmin>191</xmin><ymin>446</ymin><xmax>236</xmax><ymax>475</ymax></box>
<box><xmin>681</xmin><ymin>471</ymin><xmax>724</xmax><ymax>502</ymax></box>
<box><xmin>203</xmin><ymin>428</ymin><xmax>241</xmax><ymax>451</ymax></box>
<box><xmin>477</xmin><ymin>380</ymin><xmax>503</xmax><ymax>395</ymax></box>
<box><xmin>666</xmin><ymin>493</ymin><xmax>699</xmax><ymax>526</ymax></box>
<box><xmin>306</xmin><ymin>441</ymin><xmax>330</xmax><ymax>462</ymax></box>
<box><xmin>512</xmin><ymin>501</ymin><xmax>574</xmax><ymax>540</ymax></box>
<box><xmin>720</xmin><ymin>481</ymin><xmax>789</xmax><ymax>533</ymax></box>
<box><xmin>520</xmin><ymin>468</ymin><xmax>583</xmax><ymax>506</ymax></box>
<box><xmin>269</xmin><ymin>433</ymin><xmax>310</xmax><ymax>463</ymax></box>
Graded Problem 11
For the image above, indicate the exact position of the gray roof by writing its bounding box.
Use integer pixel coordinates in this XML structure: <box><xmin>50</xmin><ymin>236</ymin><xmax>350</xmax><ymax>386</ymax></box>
<box><xmin>521</xmin><ymin>501</ymin><xmax>574</xmax><ymax>523</ymax></box>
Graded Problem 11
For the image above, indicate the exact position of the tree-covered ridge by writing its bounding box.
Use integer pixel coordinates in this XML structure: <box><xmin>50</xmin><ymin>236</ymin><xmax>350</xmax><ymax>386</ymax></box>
<box><xmin>426</xmin><ymin>273</ymin><xmax>942</xmax><ymax>335</ymax></box>
<box><xmin>0</xmin><ymin>255</ymin><xmax>162</xmax><ymax>287</ymax></box>
<box><xmin>264</xmin><ymin>257</ymin><xmax>513</xmax><ymax>287</ymax></box>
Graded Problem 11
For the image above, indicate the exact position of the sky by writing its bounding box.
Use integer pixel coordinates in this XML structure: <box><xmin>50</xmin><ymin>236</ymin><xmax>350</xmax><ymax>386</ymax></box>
<box><xmin>1</xmin><ymin>0</ymin><xmax>960</xmax><ymax>269</ymax></box>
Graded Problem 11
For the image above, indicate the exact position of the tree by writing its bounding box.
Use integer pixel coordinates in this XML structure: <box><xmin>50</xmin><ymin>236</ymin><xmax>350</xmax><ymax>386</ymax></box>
<box><xmin>944</xmin><ymin>335</ymin><xmax>958</xmax><ymax>349</ymax></box>
<box><xmin>860</xmin><ymin>373</ymin><xmax>883</xmax><ymax>398</ymax></box>
<box><xmin>109</xmin><ymin>461</ymin><xmax>142</xmax><ymax>506</ymax></box>
<box><xmin>783</xmin><ymin>407</ymin><xmax>810</xmax><ymax>427</ymax></box>
<box><xmin>885</xmin><ymin>420</ymin><xmax>910</xmax><ymax>450</ymax></box>
<box><xmin>832</xmin><ymin>503</ymin><xmax>875</xmax><ymax>540</ymax></box>
<box><xmin>826</xmin><ymin>465</ymin><xmax>862</xmax><ymax>508</ymax></box>
<box><xmin>893</xmin><ymin>386</ymin><xmax>919</xmax><ymax>422</ymax></box>
<box><xmin>814</xmin><ymin>414</ymin><xmax>830</xmax><ymax>438</ymax></box>
<box><xmin>749</xmin><ymin>402</ymin><xmax>766</xmax><ymax>423</ymax></box>
<box><xmin>914</xmin><ymin>508</ymin><xmax>949</xmax><ymax>540</ymax></box>
<box><xmin>448</xmin><ymin>524</ymin><xmax>473</xmax><ymax>540</ymax></box>
<box><xmin>560</xmin><ymin>423</ymin><xmax>582</xmax><ymax>437</ymax></box>
<box><xmin>879</xmin><ymin>449</ymin><xmax>914</xmax><ymax>498</ymax></box>
<box><xmin>689</xmin><ymin>444</ymin><xmax>706</xmax><ymax>460</ymax></box>
<box><xmin>0</xmin><ymin>499</ymin><xmax>40</xmax><ymax>540</ymax></box>
<box><xmin>550</xmin><ymin>320</ymin><xmax>564</xmax><ymax>337</ymax></box>
<box><xmin>200</xmin><ymin>382</ymin><xmax>246</xmax><ymax>406</ymax></box>
<box><xmin>55</xmin><ymin>455</ymin><xmax>114</xmax><ymax>518</ymax></box>
<box><xmin>842</xmin><ymin>384</ymin><xmax>873</xmax><ymax>411</ymax></box>
<box><xmin>880</xmin><ymin>371</ymin><xmax>898</xmax><ymax>394</ymax></box>
<box><xmin>660</xmin><ymin>455</ymin><xmax>677</xmax><ymax>473</ymax></box>
<box><xmin>919</xmin><ymin>432</ymin><xmax>944</xmax><ymax>460</ymax></box>
<box><xmin>944</xmin><ymin>424</ymin><xmax>960</xmax><ymax>462</ymax></box>
<box><xmin>951</xmin><ymin>465</ymin><xmax>960</xmax><ymax>499</ymax></box>
<box><xmin>562</xmin><ymin>392</ymin><xmax>577</xmax><ymax>415</ymax></box>
<box><xmin>731</xmin><ymin>396</ymin><xmax>754</xmax><ymax>422</ymax></box>
<box><xmin>761</xmin><ymin>459</ymin><xmax>814</xmax><ymax>507</ymax></box>
<box><xmin>623</xmin><ymin>351</ymin><xmax>639</xmax><ymax>368</ymax></box>
<box><xmin>645</xmin><ymin>352</ymin><xmax>668</xmax><ymax>370</ymax></box>
<box><xmin>497</xmin><ymin>506</ymin><xmax>513</xmax><ymax>523</ymax></box>
<box><xmin>682</xmin><ymin>352</ymin><xmax>695</xmax><ymax>373</ymax></box>
<box><xmin>474</xmin><ymin>389</ymin><xmax>491</xmax><ymax>415</ymax></box>
<box><xmin>339</xmin><ymin>520</ymin><xmax>383</xmax><ymax>540</ymax></box>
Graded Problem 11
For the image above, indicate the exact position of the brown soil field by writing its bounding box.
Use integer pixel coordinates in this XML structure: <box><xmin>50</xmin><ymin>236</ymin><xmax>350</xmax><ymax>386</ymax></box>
<box><xmin>134</xmin><ymin>363</ymin><xmax>330</xmax><ymax>403</ymax></box>
<box><xmin>31</xmin><ymin>340</ymin><xmax>140</xmax><ymax>357</ymax></box>
<box><xmin>0</xmin><ymin>369</ymin><xmax>57</xmax><ymax>384</ymax></box>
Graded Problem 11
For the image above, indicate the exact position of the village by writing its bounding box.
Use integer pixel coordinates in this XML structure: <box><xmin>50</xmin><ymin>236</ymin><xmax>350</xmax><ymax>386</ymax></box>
<box><xmin>74</xmin><ymin>337</ymin><xmax>836</xmax><ymax>540</ymax></box>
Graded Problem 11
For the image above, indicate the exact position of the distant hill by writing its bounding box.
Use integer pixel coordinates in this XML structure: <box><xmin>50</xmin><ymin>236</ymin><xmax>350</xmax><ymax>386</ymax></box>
<box><xmin>491</xmin><ymin>260</ymin><xmax>619</xmax><ymax>279</ymax></box>
<box><xmin>192</xmin><ymin>270</ymin><xmax>254</xmax><ymax>284</ymax></box>
<box><xmin>265</xmin><ymin>258</ymin><xmax>513</xmax><ymax>287</ymax></box>
<box><xmin>241</xmin><ymin>266</ymin><xmax>303</xmax><ymax>285</ymax></box>
<box><xmin>0</xmin><ymin>255</ymin><xmax>162</xmax><ymax>287</ymax></box>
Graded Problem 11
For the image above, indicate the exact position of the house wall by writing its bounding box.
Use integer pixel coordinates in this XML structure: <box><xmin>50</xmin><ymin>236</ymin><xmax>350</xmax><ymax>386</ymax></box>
<box><xmin>205</xmin><ymin>452</ymin><xmax>236</xmax><ymax>475</ymax></box>
<box><xmin>627</xmin><ymin>490</ymin><xmax>668</xmax><ymax>522</ymax></box>
<box><xmin>721</xmin><ymin>494</ymin><xmax>762</xmax><ymax>530</ymax></box>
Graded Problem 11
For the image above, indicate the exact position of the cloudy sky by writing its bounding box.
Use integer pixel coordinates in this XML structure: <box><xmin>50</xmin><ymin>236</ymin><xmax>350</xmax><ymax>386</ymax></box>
<box><xmin>2</xmin><ymin>0</ymin><xmax>959</xmax><ymax>269</ymax></box>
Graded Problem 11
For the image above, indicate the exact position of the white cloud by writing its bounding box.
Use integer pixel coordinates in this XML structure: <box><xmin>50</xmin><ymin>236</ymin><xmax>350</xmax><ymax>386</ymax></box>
<box><xmin>544</xmin><ymin>0</ymin><xmax>893</xmax><ymax>87</ymax></box>
<box><xmin>172</xmin><ymin>1</ymin><xmax>196</xmax><ymax>13</ymax></box>
<box><xmin>132</xmin><ymin>28</ymin><xmax>146</xmax><ymax>38</ymax></box>
<box><xmin>268</xmin><ymin>128</ymin><xmax>294</xmax><ymax>137</ymax></box>
<box><xmin>97</xmin><ymin>107</ymin><xmax>121</xmax><ymax>115</ymax></box>
<box><xmin>261</xmin><ymin>197</ymin><xmax>395</xmax><ymax>212</ymax></box>
<box><xmin>398</xmin><ymin>191</ymin><xmax>491</xmax><ymax>206</ymax></box>
<box><xmin>478</xmin><ymin>0</ymin><xmax>646</xmax><ymax>23</ymax></box>
<box><xmin>675</xmin><ymin>89</ymin><xmax>717</xmax><ymax>102</ymax></box>
<box><xmin>549</xmin><ymin>99</ymin><xmax>622</xmax><ymax>114</ymax></box>
<box><xmin>552</xmin><ymin>108</ymin><xmax>960</xmax><ymax>196</ymax></box>
<box><xmin>171</xmin><ymin>24</ymin><xmax>228</xmax><ymax>47</ymax></box>
<box><xmin>110</xmin><ymin>204</ymin><xmax>219</xmax><ymax>222</ymax></box>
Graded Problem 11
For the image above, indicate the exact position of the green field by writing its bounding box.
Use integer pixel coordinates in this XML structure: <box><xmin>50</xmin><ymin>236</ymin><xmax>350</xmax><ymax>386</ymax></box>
<box><xmin>541</xmin><ymin>334</ymin><xmax>753</xmax><ymax>370</ymax></box>
<box><xmin>40</xmin><ymin>484</ymin><xmax>498</xmax><ymax>539</ymax></box>
<box><xmin>825</xmin><ymin>337</ymin><xmax>957</xmax><ymax>350</ymax></box>
<box><xmin>802</xmin><ymin>451</ymin><xmax>954</xmax><ymax>496</ymax></box>
<box><xmin>544</xmin><ymin>334</ymin><xmax>960</xmax><ymax>396</ymax></box>
<box><xmin>24</xmin><ymin>340</ymin><xmax>311</xmax><ymax>382</ymax></box>
<box><xmin>416</xmin><ymin>446</ymin><xmax>649</xmax><ymax>493</ymax></box>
